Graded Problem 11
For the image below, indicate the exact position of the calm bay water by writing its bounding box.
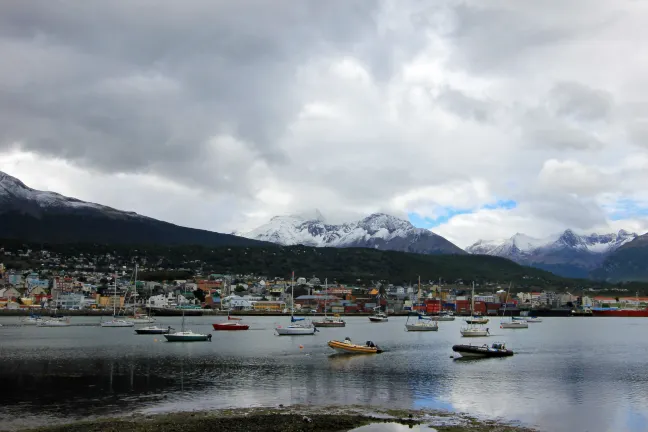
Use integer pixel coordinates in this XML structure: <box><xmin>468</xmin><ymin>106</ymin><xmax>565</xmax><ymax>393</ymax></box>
<box><xmin>1</xmin><ymin>315</ymin><xmax>648</xmax><ymax>432</ymax></box>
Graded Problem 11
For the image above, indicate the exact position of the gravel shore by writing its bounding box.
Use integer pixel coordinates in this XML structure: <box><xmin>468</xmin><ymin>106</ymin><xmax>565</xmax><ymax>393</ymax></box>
<box><xmin>18</xmin><ymin>406</ymin><xmax>537</xmax><ymax>432</ymax></box>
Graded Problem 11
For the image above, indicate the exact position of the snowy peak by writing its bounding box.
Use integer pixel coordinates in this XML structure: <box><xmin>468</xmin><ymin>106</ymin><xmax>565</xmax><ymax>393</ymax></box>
<box><xmin>240</xmin><ymin>212</ymin><xmax>464</xmax><ymax>255</ymax></box>
<box><xmin>466</xmin><ymin>228</ymin><xmax>639</xmax><ymax>277</ymax></box>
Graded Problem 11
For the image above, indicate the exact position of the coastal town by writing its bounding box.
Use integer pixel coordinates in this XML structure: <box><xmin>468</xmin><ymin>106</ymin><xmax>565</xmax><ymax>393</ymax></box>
<box><xmin>0</xmin><ymin>257</ymin><xmax>643</xmax><ymax>317</ymax></box>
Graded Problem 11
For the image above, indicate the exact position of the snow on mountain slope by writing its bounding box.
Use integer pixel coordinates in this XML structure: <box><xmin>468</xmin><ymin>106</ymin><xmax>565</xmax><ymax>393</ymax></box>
<box><xmin>240</xmin><ymin>212</ymin><xmax>466</xmax><ymax>255</ymax></box>
<box><xmin>0</xmin><ymin>171</ymin><xmax>138</xmax><ymax>217</ymax></box>
<box><xmin>467</xmin><ymin>229</ymin><xmax>638</xmax><ymax>277</ymax></box>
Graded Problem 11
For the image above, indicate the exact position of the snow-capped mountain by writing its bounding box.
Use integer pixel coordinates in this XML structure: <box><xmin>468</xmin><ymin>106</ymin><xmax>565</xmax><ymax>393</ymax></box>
<box><xmin>467</xmin><ymin>229</ymin><xmax>638</xmax><ymax>278</ymax></box>
<box><xmin>0</xmin><ymin>171</ymin><xmax>265</xmax><ymax>247</ymax></box>
<box><xmin>239</xmin><ymin>213</ymin><xmax>466</xmax><ymax>255</ymax></box>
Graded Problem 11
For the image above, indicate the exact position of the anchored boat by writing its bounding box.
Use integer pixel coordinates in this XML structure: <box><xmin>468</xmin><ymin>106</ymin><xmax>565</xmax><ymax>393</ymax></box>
<box><xmin>435</xmin><ymin>311</ymin><xmax>456</xmax><ymax>321</ymax></box>
<box><xmin>453</xmin><ymin>342</ymin><xmax>514</xmax><ymax>358</ymax></box>
<box><xmin>369</xmin><ymin>311</ymin><xmax>388</xmax><ymax>322</ymax></box>
<box><xmin>500</xmin><ymin>283</ymin><xmax>528</xmax><ymax>329</ymax></box>
<box><xmin>275</xmin><ymin>271</ymin><xmax>317</xmax><ymax>335</ymax></box>
<box><xmin>405</xmin><ymin>313</ymin><xmax>439</xmax><ymax>332</ymax></box>
<box><xmin>164</xmin><ymin>309</ymin><xmax>211</xmax><ymax>342</ymax></box>
<box><xmin>328</xmin><ymin>337</ymin><xmax>382</xmax><ymax>354</ymax></box>
<box><xmin>314</xmin><ymin>279</ymin><xmax>346</xmax><ymax>328</ymax></box>
<box><xmin>135</xmin><ymin>326</ymin><xmax>173</xmax><ymax>335</ymax></box>
<box><xmin>212</xmin><ymin>322</ymin><xmax>249</xmax><ymax>331</ymax></box>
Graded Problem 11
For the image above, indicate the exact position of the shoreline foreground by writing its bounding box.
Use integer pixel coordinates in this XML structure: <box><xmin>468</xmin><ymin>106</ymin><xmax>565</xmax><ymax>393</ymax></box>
<box><xmin>18</xmin><ymin>406</ymin><xmax>537</xmax><ymax>432</ymax></box>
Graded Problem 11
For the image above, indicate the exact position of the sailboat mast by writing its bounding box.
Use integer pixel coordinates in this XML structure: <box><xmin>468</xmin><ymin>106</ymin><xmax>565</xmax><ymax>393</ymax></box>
<box><xmin>471</xmin><ymin>281</ymin><xmax>475</xmax><ymax>315</ymax></box>
<box><xmin>291</xmin><ymin>271</ymin><xmax>295</xmax><ymax>318</ymax></box>
<box><xmin>113</xmin><ymin>275</ymin><xmax>117</xmax><ymax>317</ymax></box>
<box><xmin>133</xmin><ymin>264</ymin><xmax>138</xmax><ymax>317</ymax></box>
<box><xmin>324</xmin><ymin>278</ymin><xmax>328</xmax><ymax>318</ymax></box>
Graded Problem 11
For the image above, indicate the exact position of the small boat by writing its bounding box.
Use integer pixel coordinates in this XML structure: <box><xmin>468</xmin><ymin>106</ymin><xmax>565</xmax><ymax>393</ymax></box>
<box><xmin>453</xmin><ymin>342</ymin><xmax>514</xmax><ymax>358</ymax></box>
<box><xmin>515</xmin><ymin>316</ymin><xmax>542</xmax><ymax>323</ymax></box>
<box><xmin>314</xmin><ymin>316</ymin><xmax>346</xmax><ymax>327</ymax></box>
<box><xmin>500</xmin><ymin>320</ymin><xmax>529</xmax><ymax>329</ymax></box>
<box><xmin>328</xmin><ymin>337</ymin><xmax>383</xmax><ymax>354</ymax></box>
<box><xmin>227</xmin><ymin>310</ymin><xmax>242</xmax><ymax>320</ymax></box>
<box><xmin>405</xmin><ymin>314</ymin><xmax>439</xmax><ymax>332</ymax></box>
<box><xmin>314</xmin><ymin>280</ymin><xmax>345</xmax><ymax>328</ymax></box>
<box><xmin>164</xmin><ymin>309</ymin><xmax>211</xmax><ymax>341</ymax></box>
<box><xmin>135</xmin><ymin>326</ymin><xmax>173</xmax><ymax>335</ymax></box>
<box><xmin>212</xmin><ymin>322</ymin><xmax>250</xmax><ymax>331</ymax></box>
<box><xmin>38</xmin><ymin>318</ymin><xmax>71</xmax><ymax>327</ymax></box>
<box><xmin>127</xmin><ymin>314</ymin><xmax>156</xmax><ymax>324</ymax></box>
<box><xmin>275</xmin><ymin>271</ymin><xmax>317</xmax><ymax>336</ymax></box>
<box><xmin>500</xmin><ymin>283</ymin><xmax>528</xmax><ymax>329</ymax></box>
<box><xmin>465</xmin><ymin>315</ymin><xmax>489</xmax><ymax>325</ymax></box>
<box><xmin>369</xmin><ymin>312</ymin><xmax>388</xmax><ymax>322</ymax></box>
<box><xmin>276</xmin><ymin>323</ymin><xmax>317</xmax><ymax>335</ymax></box>
<box><xmin>101</xmin><ymin>319</ymin><xmax>135</xmax><ymax>328</ymax></box>
<box><xmin>460</xmin><ymin>325</ymin><xmax>490</xmax><ymax>337</ymax></box>
<box><xmin>22</xmin><ymin>314</ymin><xmax>43</xmax><ymax>325</ymax></box>
<box><xmin>435</xmin><ymin>311</ymin><xmax>456</xmax><ymax>321</ymax></box>
<box><xmin>164</xmin><ymin>331</ymin><xmax>212</xmax><ymax>342</ymax></box>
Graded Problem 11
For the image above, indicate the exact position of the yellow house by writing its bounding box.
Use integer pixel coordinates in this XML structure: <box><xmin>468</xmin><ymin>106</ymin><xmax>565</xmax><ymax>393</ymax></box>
<box><xmin>253</xmin><ymin>301</ymin><xmax>286</xmax><ymax>311</ymax></box>
<box><xmin>97</xmin><ymin>295</ymin><xmax>125</xmax><ymax>308</ymax></box>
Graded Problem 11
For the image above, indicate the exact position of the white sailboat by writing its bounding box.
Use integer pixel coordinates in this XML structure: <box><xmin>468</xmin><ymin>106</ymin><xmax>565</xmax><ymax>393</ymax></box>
<box><xmin>126</xmin><ymin>265</ymin><xmax>155</xmax><ymax>324</ymax></box>
<box><xmin>405</xmin><ymin>276</ymin><xmax>438</xmax><ymax>332</ymax></box>
<box><xmin>275</xmin><ymin>271</ymin><xmax>317</xmax><ymax>335</ymax></box>
<box><xmin>464</xmin><ymin>282</ymin><xmax>489</xmax><ymax>324</ymax></box>
<box><xmin>460</xmin><ymin>282</ymin><xmax>489</xmax><ymax>337</ymax></box>
<box><xmin>101</xmin><ymin>275</ymin><xmax>135</xmax><ymax>328</ymax></box>
<box><xmin>500</xmin><ymin>283</ymin><xmax>528</xmax><ymax>329</ymax></box>
<box><xmin>314</xmin><ymin>278</ymin><xmax>345</xmax><ymax>328</ymax></box>
<box><xmin>164</xmin><ymin>309</ymin><xmax>211</xmax><ymax>342</ymax></box>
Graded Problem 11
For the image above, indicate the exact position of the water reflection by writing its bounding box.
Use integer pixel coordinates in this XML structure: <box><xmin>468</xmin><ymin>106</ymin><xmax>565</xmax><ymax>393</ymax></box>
<box><xmin>2</xmin><ymin>316</ymin><xmax>648</xmax><ymax>432</ymax></box>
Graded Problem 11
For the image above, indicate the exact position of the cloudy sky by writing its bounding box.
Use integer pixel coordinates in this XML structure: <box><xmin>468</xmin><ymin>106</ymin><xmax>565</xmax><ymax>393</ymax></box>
<box><xmin>1</xmin><ymin>0</ymin><xmax>648</xmax><ymax>248</ymax></box>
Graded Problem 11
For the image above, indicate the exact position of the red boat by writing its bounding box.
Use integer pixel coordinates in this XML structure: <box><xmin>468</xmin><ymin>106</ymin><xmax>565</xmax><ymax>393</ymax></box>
<box><xmin>592</xmin><ymin>308</ymin><xmax>648</xmax><ymax>317</ymax></box>
<box><xmin>212</xmin><ymin>322</ymin><xmax>249</xmax><ymax>330</ymax></box>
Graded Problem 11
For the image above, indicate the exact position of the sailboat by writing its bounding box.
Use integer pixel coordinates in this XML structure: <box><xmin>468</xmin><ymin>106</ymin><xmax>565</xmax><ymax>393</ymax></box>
<box><xmin>460</xmin><ymin>282</ymin><xmax>489</xmax><ymax>337</ymax></box>
<box><xmin>126</xmin><ymin>264</ymin><xmax>155</xmax><ymax>324</ymax></box>
<box><xmin>500</xmin><ymin>283</ymin><xmax>528</xmax><ymax>329</ymax></box>
<box><xmin>405</xmin><ymin>276</ymin><xmax>438</xmax><ymax>331</ymax></box>
<box><xmin>164</xmin><ymin>308</ymin><xmax>211</xmax><ymax>341</ymax></box>
<box><xmin>275</xmin><ymin>271</ymin><xmax>317</xmax><ymax>335</ymax></box>
<box><xmin>464</xmin><ymin>281</ymin><xmax>489</xmax><ymax>324</ymax></box>
<box><xmin>314</xmin><ymin>278</ymin><xmax>345</xmax><ymax>328</ymax></box>
<box><xmin>101</xmin><ymin>275</ymin><xmax>135</xmax><ymax>328</ymax></box>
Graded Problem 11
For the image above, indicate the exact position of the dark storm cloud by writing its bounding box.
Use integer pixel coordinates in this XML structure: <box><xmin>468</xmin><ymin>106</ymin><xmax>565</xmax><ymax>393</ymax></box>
<box><xmin>0</xmin><ymin>0</ymin><xmax>418</xmax><ymax>193</ymax></box>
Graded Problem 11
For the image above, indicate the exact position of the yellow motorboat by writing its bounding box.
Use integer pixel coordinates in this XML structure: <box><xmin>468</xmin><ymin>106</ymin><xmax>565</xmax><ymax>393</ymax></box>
<box><xmin>327</xmin><ymin>337</ymin><xmax>383</xmax><ymax>354</ymax></box>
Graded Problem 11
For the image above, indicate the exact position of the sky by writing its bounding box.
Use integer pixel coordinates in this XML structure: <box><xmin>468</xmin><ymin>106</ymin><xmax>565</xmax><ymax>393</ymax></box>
<box><xmin>1</xmin><ymin>0</ymin><xmax>648</xmax><ymax>249</ymax></box>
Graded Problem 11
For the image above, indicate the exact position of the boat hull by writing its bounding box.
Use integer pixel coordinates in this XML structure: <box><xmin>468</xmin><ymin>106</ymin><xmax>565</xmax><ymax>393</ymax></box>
<box><xmin>135</xmin><ymin>327</ymin><xmax>171</xmax><ymax>334</ymax></box>
<box><xmin>465</xmin><ymin>318</ymin><xmax>489</xmax><ymax>324</ymax></box>
<box><xmin>101</xmin><ymin>320</ymin><xmax>135</xmax><ymax>328</ymax></box>
<box><xmin>313</xmin><ymin>321</ymin><xmax>346</xmax><ymax>327</ymax></box>
<box><xmin>275</xmin><ymin>326</ymin><xmax>316</xmax><ymax>335</ymax></box>
<box><xmin>434</xmin><ymin>316</ymin><xmax>455</xmax><ymax>321</ymax></box>
<box><xmin>500</xmin><ymin>322</ymin><xmax>528</xmax><ymax>329</ymax></box>
<box><xmin>328</xmin><ymin>340</ymin><xmax>382</xmax><ymax>354</ymax></box>
<box><xmin>127</xmin><ymin>318</ymin><xmax>156</xmax><ymax>324</ymax></box>
<box><xmin>38</xmin><ymin>320</ymin><xmax>71</xmax><ymax>327</ymax></box>
<box><xmin>453</xmin><ymin>344</ymin><xmax>514</xmax><ymax>358</ymax></box>
<box><xmin>369</xmin><ymin>317</ymin><xmax>388</xmax><ymax>322</ymax></box>
<box><xmin>405</xmin><ymin>324</ymin><xmax>438</xmax><ymax>332</ymax></box>
<box><xmin>460</xmin><ymin>329</ymin><xmax>489</xmax><ymax>337</ymax></box>
<box><xmin>164</xmin><ymin>334</ymin><xmax>210</xmax><ymax>342</ymax></box>
<box><xmin>212</xmin><ymin>323</ymin><xmax>249</xmax><ymax>331</ymax></box>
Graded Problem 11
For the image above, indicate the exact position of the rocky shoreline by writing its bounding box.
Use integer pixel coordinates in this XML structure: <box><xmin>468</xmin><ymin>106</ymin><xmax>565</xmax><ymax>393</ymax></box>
<box><xmin>17</xmin><ymin>406</ymin><xmax>537</xmax><ymax>432</ymax></box>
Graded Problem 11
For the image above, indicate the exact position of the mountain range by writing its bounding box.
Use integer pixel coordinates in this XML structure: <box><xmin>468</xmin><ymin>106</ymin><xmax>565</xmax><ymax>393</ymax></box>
<box><xmin>467</xmin><ymin>230</ymin><xmax>638</xmax><ymax>278</ymax></box>
<box><xmin>238</xmin><ymin>212</ymin><xmax>466</xmax><ymax>255</ymax></box>
<box><xmin>0</xmin><ymin>171</ymin><xmax>265</xmax><ymax>247</ymax></box>
<box><xmin>2</xmin><ymin>170</ymin><xmax>647</xmax><ymax>281</ymax></box>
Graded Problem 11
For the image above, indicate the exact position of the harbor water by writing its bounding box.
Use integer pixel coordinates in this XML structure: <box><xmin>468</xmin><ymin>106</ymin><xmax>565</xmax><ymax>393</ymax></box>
<box><xmin>1</xmin><ymin>315</ymin><xmax>647</xmax><ymax>432</ymax></box>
